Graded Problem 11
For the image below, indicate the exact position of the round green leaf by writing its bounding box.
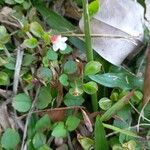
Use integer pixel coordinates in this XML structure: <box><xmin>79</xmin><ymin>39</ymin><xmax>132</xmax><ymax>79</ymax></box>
<box><xmin>23</xmin><ymin>54</ymin><xmax>33</xmax><ymax>66</ymax></box>
<box><xmin>1</xmin><ymin>128</ymin><xmax>20</xmax><ymax>149</ymax></box>
<box><xmin>30</xmin><ymin>22</ymin><xmax>44</xmax><ymax>38</ymax></box>
<box><xmin>35</xmin><ymin>114</ymin><xmax>51</xmax><ymax>132</ymax></box>
<box><xmin>23</xmin><ymin>37</ymin><xmax>38</xmax><ymax>48</ymax></box>
<box><xmin>98</xmin><ymin>97</ymin><xmax>112</xmax><ymax>110</ymax></box>
<box><xmin>0</xmin><ymin>71</ymin><xmax>10</xmax><ymax>85</ymax></box>
<box><xmin>59</xmin><ymin>74</ymin><xmax>69</xmax><ymax>86</ymax></box>
<box><xmin>37</xmin><ymin>67</ymin><xmax>52</xmax><ymax>83</ymax></box>
<box><xmin>84</xmin><ymin>61</ymin><xmax>102</xmax><ymax>76</ymax></box>
<box><xmin>32</xmin><ymin>132</ymin><xmax>46</xmax><ymax>149</ymax></box>
<box><xmin>46</xmin><ymin>49</ymin><xmax>58</xmax><ymax>61</ymax></box>
<box><xmin>64</xmin><ymin>93</ymin><xmax>84</xmax><ymax>106</ymax></box>
<box><xmin>66</xmin><ymin>115</ymin><xmax>80</xmax><ymax>131</ymax></box>
<box><xmin>52</xmin><ymin>122</ymin><xmax>67</xmax><ymax>138</ymax></box>
<box><xmin>83</xmin><ymin>81</ymin><xmax>98</xmax><ymax>94</ymax></box>
<box><xmin>64</xmin><ymin>60</ymin><xmax>77</xmax><ymax>74</ymax></box>
<box><xmin>12</xmin><ymin>93</ymin><xmax>32</xmax><ymax>112</ymax></box>
<box><xmin>23</xmin><ymin>1</ymin><xmax>31</xmax><ymax>9</ymax></box>
<box><xmin>37</xmin><ymin>86</ymin><xmax>52</xmax><ymax>109</ymax></box>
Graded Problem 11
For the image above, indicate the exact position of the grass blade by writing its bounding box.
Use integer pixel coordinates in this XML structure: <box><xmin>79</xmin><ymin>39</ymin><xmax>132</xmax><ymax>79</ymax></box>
<box><xmin>94</xmin><ymin>115</ymin><xmax>108</xmax><ymax>150</ymax></box>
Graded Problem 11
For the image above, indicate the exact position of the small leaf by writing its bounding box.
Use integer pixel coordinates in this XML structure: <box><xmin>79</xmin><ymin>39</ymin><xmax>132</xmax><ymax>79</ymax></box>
<box><xmin>46</xmin><ymin>49</ymin><xmax>58</xmax><ymax>61</ymax></box>
<box><xmin>59</xmin><ymin>74</ymin><xmax>69</xmax><ymax>86</ymax></box>
<box><xmin>83</xmin><ymin>81</ymin><xmax>98</xmax><ymax>94</ymax></box>
<box><xmin>0</xmin><ymin>71</ymin><xmax>10</xmax><ymax>85</ymax></box>
<box><xmin>88</xmin><ymin>0</ymin><xmax>100</xmax><ymax>17</ymax></box>
<box><xmin>42</xmin><ymin>32</ymin><xmax>50</xmax><ymax>45</ymax></box>
<box><xmin>66</xmin><ymin>115</ymin><xmax>80</xmax><ymax>131</ymax></box>
<box><xmin>52</xmin><ymin>122</ymin><xmax>67</xmax><ymax>138</ymax></box>
<box><xmin>37</xmin><ymin>86</ymin><xmax>52</xmax><ymax>109</ymax></box>
<box><xmin>94</xmin><ymin>115</ymin><xmax>108</xmax><ymax>150</ymax></box>
<box><xmin>64</xmin><ymin>60</ymin><xmax>77</xmax><ymax>74</ymax></box>
<box><xmin>30</xmin><ymin>22</ymin><xmax>44</xmax><ymax>38</ymax></box>
<box><xmin>37</xmin><ymin>67</ymin><xmax>52</xmax><ymax>83</ymax></box>
<box><xmin>99</xmin><ymin>98</ymin><xmax>112</xmax><ymax>110</ymax></box>
<box><xmin>14</xmin><ymin>0</ymin><xmax>24</xmax><ymax>4</ymax></box>
<box><xmin>23</xmin><ymin>37</ymin><xmax>38</xmax><ymax>48</ymax></box>
<box><xmin>12</xmin><ymin>93</ymin><xmax>32</xmax><ymax>112</ymax></box>
<box><xmin>23</xmin><ymin>54</ymin><xmax>33</xmax><ymax>66</ymax></box>
<box><xmin>35</xmin><ymin>114</ymin><xmax>51</xmax><ymax>132</ymax></box>
<box><xmin>1</xmin><ymin>128</ymin><xmax>20</xmax><ymax>149</ymax></box>
<box><xmin>32</xmin><ymin>132</ymin><xmax>46</xmax><ymax>149</ymax></box>
<box><xmin>0</xmin><ymin>26</ymin><xmax>10</xmax><ymax>44</ymax></box>
<box><xmin>77</xmin><ymin>134</ymin><xmax>94</xmax><ymax>150</ymax></box>
<box><xmin>64</xmin><ymin>93</ymin><xmax>84</xmax><ymax>106</ymax></box>
<box><xmin>84</xmin><ymin>61</ymin><xmax>102</xmax><ymax>76</ymax></box>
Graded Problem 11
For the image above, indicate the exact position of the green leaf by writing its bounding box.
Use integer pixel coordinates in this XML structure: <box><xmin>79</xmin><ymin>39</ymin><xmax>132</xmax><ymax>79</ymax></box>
<box><xmin>89</xmin><ymin>73</ymin><xmax>143</xmax><ymax>90</ymax></box>
<box><xmin>59</xmin><ymin>74</ymin><xmax>69</xmax><ymax>86</ymax></box>
<box><xmin>0</xmin><ymin>26</ymin><xmax>10</xmax><ymax>44</ymax></box>
<box><xmin>32</xmin><ymin>132</ymin><xmax>46</xmax><ymax>149</ymax></box>
<box><xmin>66</xmin><ymin>115</ymin><xmax>80</xmax><ymax>131</ymax></box>
<box><xmin>14</xmin><ymin>0</ymin><xmax>24</xmax><ymax>4</ymax></box>
<box><xmin>39</xmin><ymin>145</ymin><xmax>52</xmax><ymax>150</ymax></box>
<box><xmin>42</xmin><ymin>32</ymin><xmax>50</xmax><ymax>45</ymax></box>
<box><xmin>37</xmin><ymin>67</ymin><xmax>52</xmax><ymax>83</ymax></box>
<box><xmin>12</xmin><ymin>93</ymin><xmax>32</xmax><ymax>112</ymax></box>
<box><xmin>1</xmin><ymin>128</ymin><xmax>20</xmax><ymax>149</ymax></box>
<box><xmin>0</xmin><ymin>57</ymin><xmax>7</xmax><ymax>66</ymax></box>
<box><xmin>46</xmin><ymin>49</ymin><xmax>58</xmax><ymax>61</ymax></box>
<box><xmin>64</xmin><ymin>93</ymin><xmax>84</xmax><ymax>106</ymax></box>
<box><xmin>64</xmin><ymin>60</ymin><xmax>77</xmax><ymax>74</ymax></box>
<box><xmin>52</xmin><ymin>122</ymin><xmax>67</xmax><ymax>138</ymax></box>
<box><xmin>99</xmin><ymin>98</ymin><xmax>112</xmax><ymax>110</ymax></box>
<box><xmin>37</xmin><ymin>86</ymin><xmax>52</xmax><ymax>109</ymax></box>
<box><xmin>83</xmin><ymin>81</ymin><xmax>98</xmax><ymax>94</ymax></box>
<box><xmin>4</xmin><ymin>57</ymin><xmax>15</xmax><ymax>70</ymax></box>
<box><xmin>0</xmin><ymin>71</ymin><xmax>10</xmax><ymax>85</ymax></box>
<box><xmin>4</xmin><ymin>0</ymin><xmax>16</xmax><ymax>4</ymax></box>
<box><xmin>77</xmin><ymin>135</ymin><xmax>94</xmax><ymax>150</ymax></box>
<box><xmin>94</xmin><ymin>115</ymin><xmax>108</xmax><ymax>150</ymax></box>
<box><xmin>84</xmin><ymin>61</ymin><xmax>102</xmax><ymax>76</ymax></box>
<box><xmin>35</xmin><ymin>114</ymin><xmax>51</xmax><ymax>132</ymax></box>
<box><xmin>23</xmin><ymin>1</ymin><xmax>31</xmax><ymax>9</ymax></box>
<box><xmin>88</xmin><ymin>0</ymin><xmax>100</xmax><ymax>17</ymax></box>
<box><xmin>30</xmin><ymin>22</ymin><xmax>44</xmax><ymax>38</ymax></box>
<box><xmin>23</xmin><ymin>54</ymin><xmax>33</xmax><ymax>66</ymax></box>
<box><xmin>23</xmin><ymin>37</ymin><xmax>38</xmax><ymax>48</ymax></box>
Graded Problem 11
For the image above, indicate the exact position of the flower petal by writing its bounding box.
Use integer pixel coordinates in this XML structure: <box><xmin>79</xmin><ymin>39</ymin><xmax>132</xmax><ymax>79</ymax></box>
<box><xmin>59</xmin><ymin>42</ymin><xmax>67</xmax><ymax>50</ymax></box>
<box><xmin>61</xmin><ymin>37</ymin><xmax>68</xmax><ymax>42</ymax></box>
<box><xmin>53</xmin><ymin>44</ymin><xmax>59</xmax><ymax>51</ymax></box>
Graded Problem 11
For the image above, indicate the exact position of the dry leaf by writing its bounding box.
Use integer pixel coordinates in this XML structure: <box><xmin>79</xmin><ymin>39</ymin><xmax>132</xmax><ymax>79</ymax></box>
<box><xmin>143</xmin><ymin>43</ymin><xmax>150</xmax><ymax>106</ymax></box>
<box><xmin>79</xmin><ymin>0</ymin><xmax>144</xmax><ymax>66</ymax></box>
<box><xmin>81</xmin><ymin>109</ymin><xmax>93</xmax><ymax>132</ymax></box>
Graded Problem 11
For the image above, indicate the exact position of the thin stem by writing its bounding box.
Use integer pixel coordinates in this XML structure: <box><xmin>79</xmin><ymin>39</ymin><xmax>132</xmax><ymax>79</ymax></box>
<box><xmin>82</xmin><ymin>0</ymin><xmax>98</xmax><ymax>111</ymax></box>
<box><xmin>82</xmin><ymin>0</ymin><xmax>93</xmax><ymax>61</ymax></box>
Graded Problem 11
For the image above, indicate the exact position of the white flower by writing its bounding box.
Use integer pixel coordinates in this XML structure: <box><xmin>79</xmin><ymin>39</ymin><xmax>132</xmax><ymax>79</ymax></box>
<box><xmin>50</xmin><ymin>35</ymin><xmax>68</xmax><ymax>51</ymax></box>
